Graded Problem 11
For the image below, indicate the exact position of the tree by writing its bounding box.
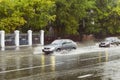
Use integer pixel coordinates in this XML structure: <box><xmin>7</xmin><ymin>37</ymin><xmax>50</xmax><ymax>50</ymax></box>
<box><xmin>0</xmin><ymin>0</ymin><xmax>56</xmax><ymax>33</ymax></box>
<box><xmin>20</xmin><ymin>0</ymin><xmax>56</xmax><ymax>32</ymax></box>
<box><xmin>87</xmin><ymin>0</ymin><xmax>120</xmax><ymax>37</ymax></box>
<box><xmin>0</xmin><ymin>0</ymin><xmax>26</xmax><ymax>33</ymax></box>
<box><xmin>54</xmin><ymin>0</ymin><xmax>95</xmax><ymax>38</ymax></box>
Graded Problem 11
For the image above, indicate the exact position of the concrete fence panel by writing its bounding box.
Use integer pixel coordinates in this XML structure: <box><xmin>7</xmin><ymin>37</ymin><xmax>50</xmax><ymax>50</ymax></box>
<box><xmin>0</xmin><ymin>30</ymin><xmax>44</xmax><ymax>50</ymax></box>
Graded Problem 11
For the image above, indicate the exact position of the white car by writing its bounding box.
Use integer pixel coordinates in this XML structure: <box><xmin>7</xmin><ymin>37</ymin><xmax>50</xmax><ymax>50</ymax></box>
<box><xmin>42</xmin><ymin>39</ymin><xmax>77</xmax><ymax>54</ymax></box>
<box><xmin>99</xmin><ymin>37</ymin><xmax>120</xmax><ymax>47</ymax></box>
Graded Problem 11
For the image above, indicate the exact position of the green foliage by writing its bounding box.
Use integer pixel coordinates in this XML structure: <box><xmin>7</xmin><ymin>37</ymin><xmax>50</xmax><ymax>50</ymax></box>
<box><xmin>54</xmin><ymin>0</ymin><xmax>95</xmax><ymax>35</ymax></box>
<box><xmin>84</xmin><ymin>0</ymin><xmax>120</xmax><ymax>37</ymax></box>
<box><xmin>0</xmin><ymin>0</ymin><xmax>120</xmax><ymax>37</ymax></box>
<box><xmin>0</xmin><ymin>0</ymin><xmax>55</xmax><ymax>32</ymax></box>
<box><xmin>20</xmin><ymin>0</ymin><xmax>56</xmax><ymax>31</ymax></box>
<box><xmin>0</xmin><ymin>0</ymin><xmax>26</xmax><ymax>33</ymax></box>
<box><xmin>0</xmin><ymin>17</ymin><xmax>26</xmax><ymax>33</ymax></box>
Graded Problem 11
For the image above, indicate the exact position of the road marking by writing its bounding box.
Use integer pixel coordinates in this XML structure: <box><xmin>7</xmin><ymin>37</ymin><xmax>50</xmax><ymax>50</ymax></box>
<box><xmin>0</xmin><ymin>62</ymin><xmax>64</xmax><ymax>74</ymax></box>
<box><xmin>77</xmin><ymin>74</ymin><xmax>93</xmax><ymax>79</ymax></box>
<box><xmin>66</xmin><ymin>59</ymin><xmax>76</xmax><ymax>61</ymax></box>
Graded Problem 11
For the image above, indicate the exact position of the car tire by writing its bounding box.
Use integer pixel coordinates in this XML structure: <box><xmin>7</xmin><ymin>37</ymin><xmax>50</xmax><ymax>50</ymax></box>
<box><xmin>99</xmin><ymin>45</ymin><xmax>102</xmax><ymax>47</ymax></box>
<box><xmin>56</xmin><ymin>48</ymin><xmax>61</xmax><ymax>52</ymax></box>
<box><xmin>107</xmin><ymin>44</ymin><xmax>110</xmax><ymax>47</ymax></box>
<box><xmin>72</xmin><ymin>47</ymin><xmax>76</xmax><ymax>49</ymax></box>
<box><xmin>116</xmin><ymin>43</ymin><xmax>119</xmax><ymax>46</ymax></box>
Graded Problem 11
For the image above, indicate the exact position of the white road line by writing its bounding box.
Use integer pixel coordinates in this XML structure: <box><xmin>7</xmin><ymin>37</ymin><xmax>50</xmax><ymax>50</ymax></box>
<box><xmin>66</xmin><ymin>59</ymin><xmax>76</xmax><ymax>61</ymax></box>
<box><xmin>80</xmin><ymin>56</ymin><xmax>104</xmax><ymax>61</ymax></box>
<box><xmin>0</xmin><ymin>62</ymin><xmax>64</xmax><ymax>74</ymax></box>
<box><xmin>77</xmin><ymin>74</ymin><xmax>93</xmax><ymax>79</ymax></box>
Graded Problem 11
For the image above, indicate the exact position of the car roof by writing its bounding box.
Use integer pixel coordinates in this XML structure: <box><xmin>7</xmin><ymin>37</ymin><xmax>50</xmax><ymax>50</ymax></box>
<box><xmin>52</xmin><ymin>39</ymin><xmax>74</xmax><ymax>43</ymax></box>
<box><xmin>55</xmin><ymin>39</ymin><xmax>73</xmax><ymax>41</ymax></box>
<box><xmin>105</xmin><ymin>37</ymin><xmax>118</xmax><ymax>40</ymax></box>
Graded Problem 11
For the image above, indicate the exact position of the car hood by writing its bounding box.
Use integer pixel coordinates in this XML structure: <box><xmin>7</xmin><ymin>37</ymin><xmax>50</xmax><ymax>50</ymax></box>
<box><xmin>100</xmin><ymin>41</ymin><xmax>110</xmax><ymax>44</ymax></box>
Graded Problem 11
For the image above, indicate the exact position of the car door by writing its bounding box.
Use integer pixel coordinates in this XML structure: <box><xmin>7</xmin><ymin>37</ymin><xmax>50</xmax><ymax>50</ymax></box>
<box><xmin>62</xmin><ymin>40</ymin><xmax>72</xmax><ymax>49</ymax></box>
<box><xmin>62</xmin><ymin>41</ymin><xmax>67</xmax><ymax>50</ymax></box>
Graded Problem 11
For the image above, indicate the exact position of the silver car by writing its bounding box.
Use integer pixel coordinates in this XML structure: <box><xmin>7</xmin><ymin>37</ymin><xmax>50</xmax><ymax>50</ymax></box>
<box><xmin>99</xmin><ymin>37</ymin><xmax>120</xmax><ymax>47</ymax></box>
<box><xmin>42</xmin><ymin>39</ymin><xmax>77</xmax><ymax>54</ymax></box>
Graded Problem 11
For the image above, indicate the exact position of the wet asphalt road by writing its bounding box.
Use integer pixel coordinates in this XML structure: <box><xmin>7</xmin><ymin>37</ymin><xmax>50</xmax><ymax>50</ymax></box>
<box><xmin>0</xmin><ymin>45</ymin><xmax>120</xmax><ymax>80</ymax></box>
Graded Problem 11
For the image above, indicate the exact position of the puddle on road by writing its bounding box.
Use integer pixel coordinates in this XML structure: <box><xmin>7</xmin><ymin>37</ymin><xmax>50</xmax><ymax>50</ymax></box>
<box><xmin>0</xmin><ymin>54</ymin><xmax>57</xmax><ymax>80</ymax></box>
<box><xmin>0</xmin><ymin>46</ymin><xmax>120</xmax><ymax>80</ymax></box>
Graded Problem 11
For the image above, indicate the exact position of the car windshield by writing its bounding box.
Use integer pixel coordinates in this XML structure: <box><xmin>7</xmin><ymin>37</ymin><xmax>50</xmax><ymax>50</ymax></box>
<box><xmin>51</xmin><ymin>40</ymin><xmax>63</xmax><ymax>45</ymax></box>
<box><xmin>104</xmin><ymin>40</ymin><xmax>111</xmax><ymax>42</ymax></box>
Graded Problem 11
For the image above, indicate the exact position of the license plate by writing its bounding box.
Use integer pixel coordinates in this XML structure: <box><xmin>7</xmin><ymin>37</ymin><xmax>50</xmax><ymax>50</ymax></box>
<box><xmin>44</xmin><ymin>49</ymin><xmax>49</xmax><ymax>51</ymax></box>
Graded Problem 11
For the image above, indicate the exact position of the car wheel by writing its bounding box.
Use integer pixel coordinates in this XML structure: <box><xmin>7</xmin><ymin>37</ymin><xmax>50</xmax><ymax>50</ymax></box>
<box><xmin>56</xmin><ymin>48</ymin><xmax>61</xmax><ymax>52</ymax></box>
<box><xmin>99</xmin><ymin>45</ymin><xmax>101</xmax><ymax>47</ymax></box>
<box><xmin>107</xmin><ymin>44</ymin><xmax>110</xmax><ymax>47</ymax></box>
<box><xmin>116</xmin><ymin>43</ymin><xmax>119</xmax><ymax>46</ymax></box>
<box><xmin>72</xmin><ymin>47</ymin><xmax>76</xmax><ymax>49</ymax></box>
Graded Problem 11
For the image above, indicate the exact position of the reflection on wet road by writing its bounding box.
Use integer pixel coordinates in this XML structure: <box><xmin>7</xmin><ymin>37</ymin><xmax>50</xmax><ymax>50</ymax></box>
<box><xmin>0</xmin><ymin>46</ymin><xmax>120</xmax><ymax>80</ymax></box>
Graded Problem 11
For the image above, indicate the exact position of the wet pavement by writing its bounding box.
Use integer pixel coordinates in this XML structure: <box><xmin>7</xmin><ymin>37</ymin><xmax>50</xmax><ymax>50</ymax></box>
<box><xmin>0</xmin><ymin>45</ymin><xmax>120</xmax><ymax>80</ymax></box>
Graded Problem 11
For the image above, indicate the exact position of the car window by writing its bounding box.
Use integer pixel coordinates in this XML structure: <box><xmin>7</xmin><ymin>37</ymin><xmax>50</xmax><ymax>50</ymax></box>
<box><xmin>62</xmin><ymin>42</ymin><xmax>67</xmax><ymax>44</ymax></box>
<box><xmin>51</xmin><ymin>40</ymin><xmax>62</xmax><ymax>44</ymax></box>
<box><xmin>51</xmin><ymin>39</ymin><xmax>74</xmax><ymax>45</ymax></box>
<box><xmin>63</xmin><ymin>40</ymin><xmax>72</xmax><ymax>44</ymax></box>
